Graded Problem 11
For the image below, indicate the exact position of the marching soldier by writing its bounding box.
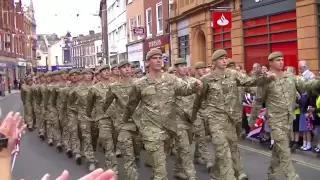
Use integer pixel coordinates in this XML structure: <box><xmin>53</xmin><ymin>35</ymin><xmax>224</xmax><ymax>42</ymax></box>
<box><xmin>21</xmin><ymin>75</ymin><xmax>34</xmax><ymax>131</ymax></box>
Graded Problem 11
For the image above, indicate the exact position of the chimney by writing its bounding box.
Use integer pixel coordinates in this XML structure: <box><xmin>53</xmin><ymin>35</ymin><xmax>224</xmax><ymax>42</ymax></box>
<box><xmin>89</xmin><ymin>30</ymin><xmax>95</xmax><ymax>35</ymax></box>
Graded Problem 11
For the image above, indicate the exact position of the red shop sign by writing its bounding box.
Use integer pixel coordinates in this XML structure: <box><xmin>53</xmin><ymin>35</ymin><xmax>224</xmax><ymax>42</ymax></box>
<box><xmin>212</xmin><ymin>11</ymin><xmax>232</xmax><ymax>29</ymax></box>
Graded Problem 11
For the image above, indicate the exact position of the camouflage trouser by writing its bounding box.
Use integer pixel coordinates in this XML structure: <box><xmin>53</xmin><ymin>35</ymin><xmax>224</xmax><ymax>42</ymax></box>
<box><xmin>78</xmin><ymin>118</ymin><xmax>98</xmax><ymax>164</ymax></box>
<box><xmin>99</xmin><ymin>117</ymin><xmax>118</xmax><ymax>173</ymax></box>
<box><xmin>34</xmin><ymin>103</ymin><xmax>41</xmax><ymax>128</ymax></box>
<box><xmin>142</xmin><ymin>127</ymin><xmax>173</xmax><ymax>180</ymax></box>
<box><xmin>59</xmin><ymin>108</ymin><xmax>71</xmax><ymax>151</ymax></box>
<box><xmin>68</xmin><ymin>111</ymin><xmax>81</xmax><ymax>156</ymax></box>
<box><xmin>38</xmin><ymin>104</ymin><xmax>46</xmax><ymax>135</ymax></box>
<box><xmin>174</xmin><ymin>128</ymin><xmax>197</xmax><ymax>180</ymax></box>
<box><xmin>207</xmin><ymin>114</ymin><xmax>238</xmax><ymax>180</ymax></box>
<box><xmin>194</xmin><ymin>113</ymin><xmax>211</xmax><ymax>164</ymax></box>
<box><xmin>118</xmin><ymin>129</ymin><xmax>139</xmax><ymax>180</ymax></box>
<box><xmin>268</xmin><ymin>116</ymin><xmax>300</xmax><ymax>180</ymax></box>
<box><xmin>23</xmin><ymin>102</ymin><xmax>34</xmax><ymax>127</ymax></box>
<box><xmin>48</xmin><ymin>106</ymin><xmax>62</xmax><ymax>145</ymax></box>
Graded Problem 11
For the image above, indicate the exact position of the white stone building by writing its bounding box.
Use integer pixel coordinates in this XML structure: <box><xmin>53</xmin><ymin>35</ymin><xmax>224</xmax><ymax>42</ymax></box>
<box><xmin>107</xmin><ymin>0</ymin><xmax>127</xmax><ymax>64</ymax></box>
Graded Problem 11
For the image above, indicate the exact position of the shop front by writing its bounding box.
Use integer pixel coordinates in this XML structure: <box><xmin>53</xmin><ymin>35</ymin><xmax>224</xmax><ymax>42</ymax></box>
<box><xmin>0</xmin><ymin>60</ymin><xmax>16</xmax><ymax>92</ymax></box>
<box><xmin>127</xmin><ymin>41</ymin><xmax>144</xmax><ymax>72</ymax></box>
<box><xmin>143</xmin><ymin>34</ymin><xmax>170</xmax><ymax>68</ymax></box>
<box><xmin>241</xmin><ymin>0</ymin><xmax>297</xmax><ymax>72</ymax></box>
<box><xmin>37</xmin><ymin>65</ymin><xmax>74</xmax><ymax>72</ymax></box>
<box><xmin>17</xmin><ymin>59</ymin><xmax>26</xmax><ymax>79</ymax></box>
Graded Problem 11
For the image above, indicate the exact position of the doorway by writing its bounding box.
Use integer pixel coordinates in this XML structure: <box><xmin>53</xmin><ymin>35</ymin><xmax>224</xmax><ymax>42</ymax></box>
<box><xmin>194</xmin><ymin>28</ymin><xmax>206</xmax><ymax>64</ymax></box>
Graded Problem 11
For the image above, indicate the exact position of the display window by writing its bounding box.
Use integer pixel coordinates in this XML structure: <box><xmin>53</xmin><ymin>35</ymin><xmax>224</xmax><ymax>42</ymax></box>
<box><xmin>243</xmin><ymin>11</ymin><xmax>298</xmax><ymax>72</ymax></box>
<box><xmin>213</xmin><ymin>26</ymin><xmax>232</xmax><ymax>57</ymax></box>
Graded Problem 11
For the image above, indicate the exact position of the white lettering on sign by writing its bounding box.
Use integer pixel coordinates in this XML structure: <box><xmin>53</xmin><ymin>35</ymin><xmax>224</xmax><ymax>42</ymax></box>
<box><xmin>148</xmin><ymin>39</ymin><xmax>161</xmax><ymax>49</ymax></box>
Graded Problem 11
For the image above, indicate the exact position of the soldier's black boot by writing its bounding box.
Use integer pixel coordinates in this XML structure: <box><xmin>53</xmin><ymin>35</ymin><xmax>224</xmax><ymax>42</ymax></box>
<box><xmin>75</xmin><ymin>154</ymin><xmax>82</xmax><ymax>165</ymax></box>
<box><xmin>48</xmin><ymin>139</ymin><xmax>53</xmax><ymax>146</ymax></box>
<box><xmin>57</xmin><ymin>143</ymin><xmax>63</xmax><ymax>152</ymax></box>
<box><xmin>66</xmin><ymin>150</ymin><xmax>73</xmax><ymax>158</ymax></box>
<box><xmin>39</xmin><ymin>134</ymin><xmax>45</xmax><ymax>141</ymax></box>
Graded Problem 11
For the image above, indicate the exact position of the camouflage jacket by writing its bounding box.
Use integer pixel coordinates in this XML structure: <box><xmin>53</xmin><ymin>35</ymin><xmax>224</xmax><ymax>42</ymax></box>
<box><xmin>194</xmin><ymin>69</ymin><xmax>269</xmax><ymax>123</ymax></box>
<box><xmin>123</xmin><ymin>73</ymin><xmax>198</xmax><ymax>134</ymax></box>
<box><xmin>66</xmin><ymin>83</ymin><xmax>79</xmax><ymax>114</ymax></box>
<box><xmin>32</xmin><ymin>84</ymin><xmax>42</xmax><ymax>104</ymax></box>
<box><xmin>21</xmin><ymin>84</ymin><xmax>33</xmax><ymax>105</ymax></box>
<box><xmin>87</xmin><ymin>81</ymin><xmax>110</xmax><ymax>120</ymax></box>
<box><xmin>73</xmin><ymin>83</ymin><xmax>93</xmax><ymax>121</ymax></box>
<box><xmin>251</xmin><ymin>72</ymin><xmax>320</xmax><ymax>126</ymax></box>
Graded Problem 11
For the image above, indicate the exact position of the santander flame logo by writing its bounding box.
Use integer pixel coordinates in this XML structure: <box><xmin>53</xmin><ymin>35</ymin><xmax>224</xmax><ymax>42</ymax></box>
<box><xmin>217</xmin><ymin>14</ymin><xmax>229</xmax><ymax>26</ymax></box>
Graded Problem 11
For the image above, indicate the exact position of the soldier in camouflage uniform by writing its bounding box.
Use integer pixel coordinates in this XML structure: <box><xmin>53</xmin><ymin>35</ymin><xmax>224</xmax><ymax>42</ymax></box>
<box><xmin>102</xmin><ymin>60</ymin><xmax>140</xmax><ymax>180</ymax></box>
<box><xmin>194</xmin><ymin>49</ymin><xmax>272</xmax><ymax>180</ymax></box>
<box><xmin>87</xmin><ymin>64</ymin><xmax>118</xmax><ymax>173</ymax></box>
<box><xmin>66</xmin><ymin>69</ymin><xmax>82</xmax><ymax>164</ymax></box>
<box><xmin>192</xmin><ymin>61</ymin><xmax>212</xmax><ymax>169</ymax></box>
<box><xmin>173</xmin><ymin>58</ymin><xmax>198</xmax><ymax>180</ymax></box>
<box><xmin>122</xmin><ymin>48</ymin><xmax>202</xmax><ymax>180</ymax></box>
<box><xmin>249</xmin><ymin>52</ymin><xmax>320</xmax><ymax>180</ymax></box>
<box><xmin>21</xmin><ymin>76</ymin><xmax>34</xmax><ymax>130</ymax></box>
<box><xmin>73</xmin><ymin>68</ymin><xmax>97</xmax><ymax>171</ymax></box>
<box><xmin>55</xmin><ymin>69</ymin><xmax>73</xmax><ymax>157</ymax></box>
<box><xmin>39</xmin><ymin>72</ymin><xmax>51</xmax><ymax>140</ymax></box>
<box><xmin>32</xmin><ymin>75</ymin><xmax>41</xmax><ymax>129</ymax></box>
<box><xmin>134</xmin><ymin>68</ymin><xmax>143</xmax><ymax>78</ymax></box>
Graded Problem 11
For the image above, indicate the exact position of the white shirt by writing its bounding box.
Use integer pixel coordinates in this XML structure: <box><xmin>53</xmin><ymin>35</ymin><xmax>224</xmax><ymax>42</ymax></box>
<box><xmin>302</xmin><ymin>70</ymin><xmax>315</xmax><ymax>80</ymax></box>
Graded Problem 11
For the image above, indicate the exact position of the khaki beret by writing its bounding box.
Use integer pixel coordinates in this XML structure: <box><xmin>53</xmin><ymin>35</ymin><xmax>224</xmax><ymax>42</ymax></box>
<box><xmin>118</xmin><ymin>60</ymin><xmax>130</xmax><ymax>68</ymax></box>
<box><xmin>146</xmin><ymin>48</ymin><xmax>162</xmax><ymax>61</ymax></box>
<box><xmin>81</xmin><ymin>68</ymin><xmax>94</xmax><ymax>74</ymax></box>
<box><xmin>168</xmin><ymin>67</ymin><xmax>175</xmax><ymax>73</ymax></box>
<box><xmin>212</xmin><ymin>49</ymin><xmax>227</xmax><ymax>61</ymax></box>
<box><xmin>68</xmin><ymin>69</ymin><xmax>80</xmax><ymax>75</ymax></box>
<box><xmin>59</xmin><ymin>69</ymin><xmax>68</xmax><ymax>74</ymax></box>
<box><xmin>194</xmin><ymin>62</ymin><xmax>206</xmax><ymax>69</ymax></box>
<box><xmin>97</xmin><ymin>64</ymin><xmax>110</xmax><ymax>73</ymax></box>
<box><xmin>134</xmin><ymin>68</ymin><xmax>142</xmax><ymax>74</ymax></box>
<box><xmin>173</xmin><ymin>58</ymin><xmax>187</xmax><ymax>66</ymax></box>
<box><xmin>25</xmin><ymin>75</ymin><xmax>33</xmax><ymax>81</ymax></box>
<box><xmin>268</xmin><ymin>51</ymin><xmax>283</xmax><ymax>61</ymax></box>
<box><xmin>226</xmin><ymin>58</ymin><xmax>235</xmax><ymax>67</ymax></box>
<box><xmin>44</xmin><ymin>71</ymin><xmax>53</xmax><ymax>77</ymax></box>
<box><xmin>37</xmin><ymin>72</ymin><xmax>44</xmax><ymax>78</ymax></box>
<box><xmin>110</xmin><ymin>63</ymin><xmax>118</xmax><ymax>69</ymax></box>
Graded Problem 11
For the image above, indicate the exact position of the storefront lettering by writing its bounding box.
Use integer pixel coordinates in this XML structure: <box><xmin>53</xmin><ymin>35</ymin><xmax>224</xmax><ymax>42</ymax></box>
<box><xmin>148</xmin><ymin>39</ymin><xmax>162</xmax><ymax>49</ymax></box>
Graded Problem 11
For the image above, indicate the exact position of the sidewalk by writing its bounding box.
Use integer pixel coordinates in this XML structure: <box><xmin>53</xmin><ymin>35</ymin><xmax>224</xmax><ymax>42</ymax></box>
<box><xmin>0</xmin><ymin>90</ymin><xmax>20</xmax><ymax>101</ymax></box>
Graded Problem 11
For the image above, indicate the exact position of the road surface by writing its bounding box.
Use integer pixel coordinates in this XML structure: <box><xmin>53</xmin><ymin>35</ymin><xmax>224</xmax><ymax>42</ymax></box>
<box><xmin>1</xmin><ymin>93</ymin><xmax>320</xmax><ymax>179</ymax></box>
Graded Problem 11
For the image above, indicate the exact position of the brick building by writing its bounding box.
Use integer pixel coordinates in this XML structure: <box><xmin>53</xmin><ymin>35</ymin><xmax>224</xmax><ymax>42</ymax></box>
<box><xmin>71</xmin><ymin>31</ymin><xmax>102</xmax><ymax>68</ymax></box>
<box><xmin>168</xmin><ymin>0</ymin><xmax>320</xmax><ymax>73</ymax></box>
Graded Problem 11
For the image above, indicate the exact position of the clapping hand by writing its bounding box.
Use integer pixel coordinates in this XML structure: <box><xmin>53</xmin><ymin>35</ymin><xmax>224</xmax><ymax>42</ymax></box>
<box><xmin>193</xmin><ymin>80</ymin><xmax>203</xmax><ymax>90</ymax></box>
<box><xmin>41</xmin><ymin>169</ymin><xmax>116</xmax><ymax>180</ymax></box>
<box><xmin>265</xmin><ymin>71</ymin><xmax>276</xmax><ymax>78</ymax></box>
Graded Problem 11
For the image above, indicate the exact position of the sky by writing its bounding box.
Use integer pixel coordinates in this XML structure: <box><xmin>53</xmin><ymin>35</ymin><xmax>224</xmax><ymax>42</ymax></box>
<box><xmin>22</xmin><ymin>0</ymin><xmax>102</xmax><ymax>36</ymax></box>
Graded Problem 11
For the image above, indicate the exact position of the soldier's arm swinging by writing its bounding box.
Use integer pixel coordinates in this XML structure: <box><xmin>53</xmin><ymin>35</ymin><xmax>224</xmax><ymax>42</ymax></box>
<box><xmin>174</xmin><ymin>76</ymin><xmax>199</xmax><ymax>96</ymax></box>
<box><xmin>86</xmin><ymin>87</ymin><xmax>96</xmax><ymax>117</ymax></box>
<box><xmin>122</xmin><ymin>85</ymin><xmax>141</xmax><ymax>123</ymax></box>
<box><xmin>102</xmin><ymin>86</ymin><xmax>116</xmax><ymax>112</ymax></box>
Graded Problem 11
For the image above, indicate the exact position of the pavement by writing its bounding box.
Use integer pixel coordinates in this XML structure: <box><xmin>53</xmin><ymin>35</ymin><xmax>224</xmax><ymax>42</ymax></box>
<box><xmin>1</xmin><ymin>93</ymin><xmax>320</xmax><ymax>179</ymax></box>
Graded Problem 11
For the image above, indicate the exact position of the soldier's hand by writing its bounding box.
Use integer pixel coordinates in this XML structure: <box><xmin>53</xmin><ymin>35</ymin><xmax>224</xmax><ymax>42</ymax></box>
<box><xmin>193</xmin><ymin>80</ymin><xmax>203</xmax><ymax>90</ymax></box>
<box><xmin>266</xmin><ymin>71</ymin><xmax>276</xmax><ymax>78</ymax></box>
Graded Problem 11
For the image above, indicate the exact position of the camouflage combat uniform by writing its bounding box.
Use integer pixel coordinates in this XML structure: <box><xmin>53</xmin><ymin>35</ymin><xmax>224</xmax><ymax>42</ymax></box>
<box><xmin>21</xmin><ymin>77</ymin><xmax>34</xmax><ymax>128</ymax></box>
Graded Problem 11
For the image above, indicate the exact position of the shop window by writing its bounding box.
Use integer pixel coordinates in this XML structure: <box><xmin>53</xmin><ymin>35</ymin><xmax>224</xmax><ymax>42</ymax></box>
<box><xmin>243</xmin><ymin>11</ymin><xmax>297</xmax><ymax>72</ymax></box>
<box><xmin>178</xmin><ymin>35</ymin><xmax>189</xmax><ymax>59</ymax></box>
<box><xmin>213</xmin><ymin>26</ymin><xmax>231</xmax><ymax>57</ymax></box>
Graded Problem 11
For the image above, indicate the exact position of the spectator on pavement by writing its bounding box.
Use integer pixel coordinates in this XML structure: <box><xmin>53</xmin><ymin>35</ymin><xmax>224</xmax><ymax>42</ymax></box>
<box><xmin>0</xmin><ymin>112</ymin><xmax>116</xmax><ymax>180</ymax></box>
<box><xmin>299</xmin><ymin>60</ymin><xmax>315</xmax><ymax>80</ymax></box>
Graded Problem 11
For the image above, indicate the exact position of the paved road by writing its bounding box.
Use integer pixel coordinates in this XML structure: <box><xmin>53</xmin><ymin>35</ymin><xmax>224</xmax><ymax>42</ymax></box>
<box><xmin>1</xmin><ymin>93</ymin><xmax>320</xmax><ymax>179</ymax></box>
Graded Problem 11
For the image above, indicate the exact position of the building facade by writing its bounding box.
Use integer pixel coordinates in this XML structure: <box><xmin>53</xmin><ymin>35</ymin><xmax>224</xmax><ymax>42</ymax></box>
<box><xmin>142</xmin><ymin>0</ymin><xmax>170</xmax><ymax>68</ymax></box>
<box><xmin>107</xmin><ymin>0</ymin><xmax>127</xmax><ymax>64</ymax></box>
<box><xmin>126</xmin><ymin>0</ymin><xmax>145</xmax><ymax>70</ymax></box>
<box><xmin>0</xmin><ymin>0</ymin><xmax>26</xmax><ymax>84</ymax></box>
<box><xmin>71</xmin><ymin>31</ymin><xmax>102</xmax><ymax>68</ymax></box>
<box><xmin>94</xmin><ymin>38</ymin><xmax>104</xmax><ymax>66</ymax></box>
<box><xmin>168</xmin><ymin>0</ymin><xmax>320</xmax><ymax>73</ymax></box>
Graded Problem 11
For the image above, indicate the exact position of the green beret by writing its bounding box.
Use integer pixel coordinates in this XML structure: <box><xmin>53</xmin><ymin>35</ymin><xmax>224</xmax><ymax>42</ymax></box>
<box><xmin>268</xmin><ymin>51</ymin><xmax>283</xmax><ymax>61</ymax></box>
<box><xmin>97</xmin><ymin>64</ymin><xmax>110</xmax><ymax>73</ymax></box>
<box><xmin>118</xmin><ymin>60</ymin><xmax>130</xmax><ymax>68</ymax></box>
<box><xmin>212</xmin><ymin>49</ymin><xmax>227</xmax><ymax>61</ymax></box>
<box><xmin>146</xmin><ymin>48</ymin><xmax>162</xmax><ymax>61</ymax></box>
<box><xmin>194</xmin><ymin>62</ymin><xmax>206</xmax><ymax>69</ymax></box>
<box><xmin>226</xmin><ymin>58</ymin><xmax>235</xmax><ymax>67</ymax></box>
<box><xmin>173</xmin><ymin>58</ymin><xmax>187</xmax><ymax>66</ymax></box>
<box><xmin>110</xmin><ymin>63</ymin><xmax>118</xmax><ymax>69</ymax></box>
<box><xmin>68</xmin><ymin>69</ymin><xmax>80</xmax><ymax>75</ymax></box>
<box><xmin>81</xmin><ymin>68</ymin><xmax>94</xmax><ymax>74</ymax></box>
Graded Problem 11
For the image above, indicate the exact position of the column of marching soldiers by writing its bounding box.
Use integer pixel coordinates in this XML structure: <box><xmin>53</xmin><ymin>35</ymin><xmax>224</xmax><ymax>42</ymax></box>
<box><xmin>19</xmin><ymin>48</ymin><xmax>313</xmax><ymax>180</ymax></box>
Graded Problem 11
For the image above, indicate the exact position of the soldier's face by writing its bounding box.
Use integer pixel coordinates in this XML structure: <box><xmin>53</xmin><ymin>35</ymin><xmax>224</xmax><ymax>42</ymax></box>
<box><xmin>69</xmin><ymin>73</ymin><xmax>78</xmax><ymax>82</ymax></box>
<box><xmin>36</xmin><ymin>79</ymin><xmax>40</xmax><ymax>84</ymax></box>
<box><xmin>196</xmin><ymin>68</ymin><xmax>206</xmax><ymax>76</ymax></box>
<box><xmin>148</xmin><ymin>55</ymin><xmax>162</xmax><ymax>71</ymax></box>
<box><xmin>53</xmin><ymin>75</ymin><xmax>61</xmax><ymax>81</ymax></box>
<box><xmin>83</xmin><ymin>72</ymin><xmax>93</xmax><ymax>81</ymax></box>
<box><xmin>120</xmin><ymin>64</ymin><xmax>132</xmax><ymax>77</ymax></box>
<box><xmin>215</xmin><ymin>57</ymin><xmax>227</xmax><ymax>69</ymax></box>
<box><xmin>261</xmin><ymin>66</ymin><xmax>268</xmax><ymax>73</ymax></box>
<box><xmin>40</xmin><ymin>77</ymin><xmax>46</xmax><ymax>83</ymax></box>
<box><xmin>136</xmin><ymin>72</ymin><xmax>143</xmax><ymax>78</ymax></box>
<box><xmin>78</xmin><ymin>74</ymin><xmax>84</xmax><ymax>80</ymax></box>
<box><xmin>270</xmin><ymin>57</ymin><xmax>284</xmax><ymax>71</ymax></box>
<box><xmin>101</xmin><ymin>69</ymin><xmax>110</xmax><ymax>79</ymax></box>
<box><xmin>61</xmin><ymin>73</ymin><xmax>68</xmax><ymax>80</ymax></box>
<box><xmin>46</xmin><ymin>76</ymin><xmax>52</xmax><ymax>83</ymax></box>
<box><xmin>112</xmin><ymin>68</ymin><xmax>119</xmax><ymax>76</ymax></box>
<box><xmin>235</xmin><ymin>66</ymin><xmax>241</xmax><ymax>71</ymax></box>
<box><xmin>176</xmin><ymin>64</ymin><xmax>187</xmax><ymax>76</ymax></box>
